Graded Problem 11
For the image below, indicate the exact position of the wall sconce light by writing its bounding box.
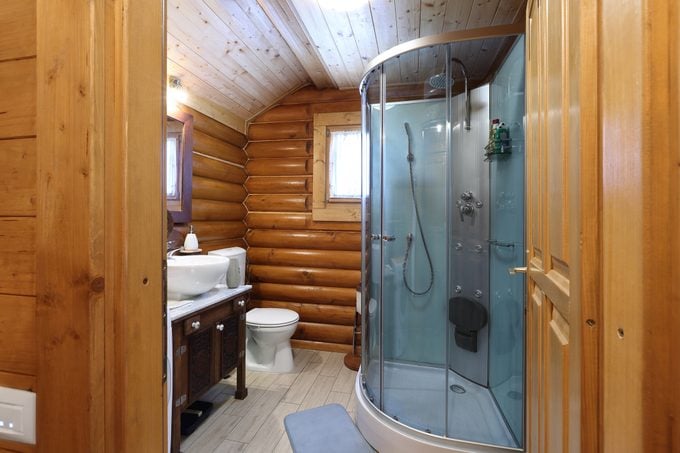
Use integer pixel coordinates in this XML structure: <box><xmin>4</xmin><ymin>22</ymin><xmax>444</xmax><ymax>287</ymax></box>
<box><xmin>167</xmin><ymin>76</ymin><xmax>188</xmax><ymax>113</ymax></box>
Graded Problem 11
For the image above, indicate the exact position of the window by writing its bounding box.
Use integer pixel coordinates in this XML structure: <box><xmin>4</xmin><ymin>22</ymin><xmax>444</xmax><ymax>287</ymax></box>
<box><xmin>166</xmin><ymin>133</ymin><xmax>181</xmax><ymax>199</ymax></box>
<box><xmin>327</xmin><ymin>127</ymin><xmax>361</xmax><ymax>201</ymax></box>
<box><xmin>312</xmin><ymin>112</ymin><xmax>362</xmax><ymax>222</ymax></box>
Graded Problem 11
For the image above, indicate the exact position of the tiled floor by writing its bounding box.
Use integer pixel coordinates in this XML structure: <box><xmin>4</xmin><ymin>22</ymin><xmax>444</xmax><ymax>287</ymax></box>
<box><xmin>181</xmin><ymin>349</ymin><xmax>358</xmax><ymax>453</ymax></box>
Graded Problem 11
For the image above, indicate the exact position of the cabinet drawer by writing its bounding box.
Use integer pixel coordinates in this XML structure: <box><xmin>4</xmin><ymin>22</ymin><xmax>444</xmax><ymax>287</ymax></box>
<box><xmin>183</xmin><ymin>314</ymin><xmax>204</xmax><ymax>335</ymax></box>
<box><xmin>232</xmin><ymin>297</ymin><xmax>247</xmax><ymax>312</ymax></box>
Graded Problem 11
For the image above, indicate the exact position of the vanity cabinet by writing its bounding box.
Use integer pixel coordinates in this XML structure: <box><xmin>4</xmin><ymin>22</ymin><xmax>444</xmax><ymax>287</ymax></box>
<box><xmin>171</xmin><ymin>290</ymin><xmax>250</xmax><ymax>452</ymax></box>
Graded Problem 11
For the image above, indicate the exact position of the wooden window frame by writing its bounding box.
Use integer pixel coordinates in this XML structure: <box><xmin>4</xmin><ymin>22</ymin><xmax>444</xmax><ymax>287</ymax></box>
<box><xmin>312</xmin><ymin>111</ymin><xmax>361</xmax><ymax>222</ymax></box>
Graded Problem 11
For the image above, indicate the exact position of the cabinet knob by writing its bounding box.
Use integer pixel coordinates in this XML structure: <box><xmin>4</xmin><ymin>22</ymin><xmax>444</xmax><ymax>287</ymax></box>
<box><xmin>191</xmin><ymin>321</ymin><xmax>201</xmax><ymax>330</ymax></box>
<box><xmin>216</xmin><ymin>323</ymin><xmax>224</xmax><ymax>331</ymax></box>
<box><xmin>237</xmin><ymin>299</ymin><xmax>245</xmax><ymax>308</ymax></box>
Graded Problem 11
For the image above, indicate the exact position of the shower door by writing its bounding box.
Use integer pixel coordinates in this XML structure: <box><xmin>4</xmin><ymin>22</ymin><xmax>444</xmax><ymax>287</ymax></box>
<box><xmin>361</xmin><ymin>67</ymin><xmax>382</xmax><ymax>409</ymax></box>
<box><xmin>362</xmin><ymin>46</ymin><xmax>451</xmax><ymax>436</ymax></box>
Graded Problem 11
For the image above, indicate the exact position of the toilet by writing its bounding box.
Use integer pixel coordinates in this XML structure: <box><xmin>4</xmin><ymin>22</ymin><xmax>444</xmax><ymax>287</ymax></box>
<box><xmin>246</xmin><ymin>308</ymin><xmax>299</xmax><ymax>373</ymax></box>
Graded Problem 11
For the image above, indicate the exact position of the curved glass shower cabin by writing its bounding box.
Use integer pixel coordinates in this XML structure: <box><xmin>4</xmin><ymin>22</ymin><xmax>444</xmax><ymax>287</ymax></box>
<box><xmin>358</xmin><ymin>32</ymin><xmax>526</xmax><ymax>451</ymax></box>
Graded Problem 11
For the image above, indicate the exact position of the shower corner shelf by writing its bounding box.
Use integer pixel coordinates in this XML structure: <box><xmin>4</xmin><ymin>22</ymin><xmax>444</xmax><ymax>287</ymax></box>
<box><xmin>484</xmin><ymin>149</ymin><xmax>512</xmax><ymax>161</ymax></box>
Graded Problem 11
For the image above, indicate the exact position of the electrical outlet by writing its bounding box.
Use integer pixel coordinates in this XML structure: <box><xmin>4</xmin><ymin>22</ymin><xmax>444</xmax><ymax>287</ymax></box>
<box><xmin>0</xmin><ymin>387</ymin><xmax>35</xmax><ymax>444</ymax></box>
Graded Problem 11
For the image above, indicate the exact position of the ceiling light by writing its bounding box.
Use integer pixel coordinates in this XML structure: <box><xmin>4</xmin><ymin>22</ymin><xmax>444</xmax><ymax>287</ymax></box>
<box><xmin>167</xmin><ymin>76</ymin><xmax>187</xmax><ymax>113</ymax></box>
<box><xmin>318</xmin><ymin>0</ymin><xmax>367</xmax><ymax>12</ymax></box>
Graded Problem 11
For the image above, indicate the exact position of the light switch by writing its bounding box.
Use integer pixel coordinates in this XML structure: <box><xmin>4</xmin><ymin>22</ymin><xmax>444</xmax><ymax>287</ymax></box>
<box><xmin>0</xmin><ymin>387</ymin><xmax>35</xmax><ymax>444</ymax></box>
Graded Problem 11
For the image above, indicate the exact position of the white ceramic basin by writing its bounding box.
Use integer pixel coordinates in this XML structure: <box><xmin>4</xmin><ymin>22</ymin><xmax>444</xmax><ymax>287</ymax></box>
<box><xmin>167</xmin><ymin>255</ymin><xmax>229</xmax><ymax>300</ymax></box>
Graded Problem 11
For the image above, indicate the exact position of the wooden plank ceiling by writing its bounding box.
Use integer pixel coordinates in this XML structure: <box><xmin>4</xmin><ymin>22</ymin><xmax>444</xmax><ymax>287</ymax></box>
<box><xmin>167</xmin><ymin>0</ymin><xmax>525</xmax><ymax>132</ymax></box>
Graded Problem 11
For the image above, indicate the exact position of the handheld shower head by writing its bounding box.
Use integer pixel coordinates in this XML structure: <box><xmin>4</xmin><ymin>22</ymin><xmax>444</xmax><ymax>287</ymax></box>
<box><xmin>404</xmin><ymin>122</ymin><xmax>414</xmax><ymax>162</ymax></box>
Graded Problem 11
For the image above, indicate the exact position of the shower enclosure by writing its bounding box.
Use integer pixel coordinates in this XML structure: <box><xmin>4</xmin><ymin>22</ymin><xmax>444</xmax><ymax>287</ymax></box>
<box><xmin>358</xmin><ymin>31</ymin><xmax>526</xmax><ymax>452</ymax></box>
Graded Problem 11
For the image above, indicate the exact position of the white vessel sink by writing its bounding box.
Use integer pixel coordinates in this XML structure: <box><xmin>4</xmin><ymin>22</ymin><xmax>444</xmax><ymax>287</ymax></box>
<box><xmin>167</xmin><ymin>255</ymin><xmax>229</xmax><ymax>300</ymax></box>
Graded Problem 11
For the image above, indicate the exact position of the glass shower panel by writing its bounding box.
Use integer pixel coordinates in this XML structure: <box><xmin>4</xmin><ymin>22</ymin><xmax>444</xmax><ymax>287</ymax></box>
<box><xmin>488</xmin><ymin>36</ymin><xmax>526</xmax><ymax>447</ymax></box>
<box><xmin>362</xmin><ymin>68</ymin><xmax>382</xmax><ymax>409</ymax></box>
<box><xmin>380</xmin><ymin>46</ymin><xmax>448</xmax><ymax>435</ymax></box>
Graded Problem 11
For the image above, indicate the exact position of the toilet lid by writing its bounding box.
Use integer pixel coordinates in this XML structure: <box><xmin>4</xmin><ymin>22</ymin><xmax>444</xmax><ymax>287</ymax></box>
<box><xmin>247</xmin><ymin>308</ymin><xmax>299</xmax><ymax>327</ymax></box>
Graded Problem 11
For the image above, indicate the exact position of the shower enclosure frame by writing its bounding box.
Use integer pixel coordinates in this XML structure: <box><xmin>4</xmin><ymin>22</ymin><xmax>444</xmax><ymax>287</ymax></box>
<box><xmin>358</xmin><ymin>24</ymin><xmax>525</xmax><ymax>453</ymax></box>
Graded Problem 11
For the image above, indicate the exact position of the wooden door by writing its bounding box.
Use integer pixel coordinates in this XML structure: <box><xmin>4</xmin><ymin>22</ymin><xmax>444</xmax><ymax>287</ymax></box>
<box><xmin>525</xmin><ymin>0</ymin><xmax>593</xmax><ymax>451</ymax></box>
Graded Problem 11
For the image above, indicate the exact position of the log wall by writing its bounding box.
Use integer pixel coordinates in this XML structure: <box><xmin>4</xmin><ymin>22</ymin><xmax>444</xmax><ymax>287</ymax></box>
<box><xmin>174</xmin><ymin>104</ymin><xmax>248</xmax><ymax>251</ymax></box>
<box><xmin>0</xmin><ymin>5</ymin><xmax>38</xmax><ymax>452</ymax></box>
<box><xmin>245</xmin><ymin>87</ymin><xmax>361</xmax><ymax>353</ymax></box>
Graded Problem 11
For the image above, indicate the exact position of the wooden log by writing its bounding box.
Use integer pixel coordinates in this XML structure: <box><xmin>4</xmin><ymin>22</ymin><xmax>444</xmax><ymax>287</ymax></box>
<box><xmin>310</xmin><ymin>100</ymin><xmax>361</xmax><ymax>114</ymax></box>
<box><xmin>248</xmin><ymin>121</ymin><xmax>311</xmax><ymax>141</ymax></box>
<box><xmin>248</xmin><ymin>265</ymin><xmax>360</xmax><ymax>288</ymax></box>
<box><xmin>251</xmin><ymin>299</ymin><xmax>355</xmax><ymax>326</ymax></box>
<box><xmin>192</xmin><ymin>199</ymin><xmax>246</xmax><ymax>222</ymax></box>
<box><xmin>245</xmin><ymin>194</ymin><xmax>310</xmax><ymax>212</ymax></box>
<box><xmin>245</xmin><ymin>140</ymin><xmax>312</xmax><ymax>158</ymax></box>
<box><xmin>290</xmin><ymin>339</ymin><xmax>352</xmax><ymax>353</ymax></box>
<box><xmin>193</xmin><ymin>176</ymin><xmax>246</xmax><ymax>203</ymax></box>
<box><xmin>0</xmin><ymin>59</ymin><xmax>36</xmax><ymax>139</ymax></box>
<box><xmin>251</xmin><ymin>283</ymin><xmax>355</xmax><ymax>306</ymax></box>
<box><xmin>245</xmin><ymin>158</ymin><xmax>311</xmax><ymax>176</ymax></box>
<box><xmin>292</xmin><ymin>322</ymin><xmax>354</xmax><ymax>345</ymax></box>
<box><xmin>281</xmin><ymin>87</ymin><xmax>359</xmax><ymax>105</ymax></box>
<box><xmin>246</xmin><ymin>229</ymin><xmax>361</xmax><ymax>251</ymax></box>
<box><xmin>175</xmin><ymin>221</ymin><xmax>246</xmax><ymax>242</ymax></box>
<box><xmin>247</xmin><ymin>247</ymin><xmax>360</xmax><ymax>270</ymax></box>
<box><xmin>0</xmin><ymin>218</ymin><xmax>35</xmax><ymax>296</ymax></box>
<box><xmin>199</xmin><ymin>238</ymin><xmax>247</xmax><ymax>253</ymax></box>
<box><xmin>245</xmin><ymin>176</ymin><xmax>310</xmax><ymax>194</ymax></box>
<box><xmin>0</xmin><ymin>0</ymin><xmax>36</xmax><ymax>62</ymax></box>
<box><xmin>193</xmin><ymin>153</ymin><xmax>246</xmax><ymax>184</ymax></box>
<box><xmin>245</xmin><ymin>212</ymin><xmax>360</xmax><ymax>231</ymax></box>
<box><xmin>0</xmin><ymin>138</ymin><xmax>36</xmax><ymax>216</ymax></box>
<box><xmin>253</xmin><ymin>104</ymin><xmax>311</xmax><ymax>123</ymax></box>
<box><xmin>0</xmin><ymin>295</ymin><xmax>36</xmax><ymax>375</ymax></box>
<box><xmin>193</xmin><ymin>130</ymin><xmax>247</xmax><ymax>165</ymax></box>
<box><xmin>178</xmin><ymin>104</ymin><xmax>247</xmax><ymax>147</ymax></box>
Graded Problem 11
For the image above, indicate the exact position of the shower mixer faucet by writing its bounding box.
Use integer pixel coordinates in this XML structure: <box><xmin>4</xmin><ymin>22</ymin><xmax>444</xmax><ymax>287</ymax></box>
<box><xmin>457</xmin><ymin>190</ymin><xmax>481</xmax><ymax>222</ymax></box>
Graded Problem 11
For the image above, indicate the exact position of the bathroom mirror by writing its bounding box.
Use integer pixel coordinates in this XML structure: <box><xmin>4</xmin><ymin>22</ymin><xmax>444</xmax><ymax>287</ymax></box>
<box><xmin>166</xmin><ymin>111</ymin><xmax>193</xmax><ymax>223</ymax></box>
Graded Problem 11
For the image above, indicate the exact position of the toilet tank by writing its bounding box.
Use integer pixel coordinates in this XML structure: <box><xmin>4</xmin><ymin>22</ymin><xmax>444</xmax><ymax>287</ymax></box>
<box><xmin>208</xmin><ymin>247</ymin><xmax>246</xmax><ymax>286</ymax></box>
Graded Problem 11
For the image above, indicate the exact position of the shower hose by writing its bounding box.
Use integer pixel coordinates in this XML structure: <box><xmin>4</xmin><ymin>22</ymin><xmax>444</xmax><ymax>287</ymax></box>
<box><xmin>402</xmin><ymin>122</ymin><xmax>434</xmax><ymax>296</ymax></box>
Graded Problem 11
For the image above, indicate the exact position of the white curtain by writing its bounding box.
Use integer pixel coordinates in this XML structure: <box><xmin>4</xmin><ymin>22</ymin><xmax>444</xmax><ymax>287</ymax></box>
<box><xmin>166</xmin><ymin>136</ymin><xmax>179</xmax><ymax>199</ymax></box>
<box><xmin>329</xmin><ymin>129</ymin><xmax>361</xmax><ymax>199</ymax></box>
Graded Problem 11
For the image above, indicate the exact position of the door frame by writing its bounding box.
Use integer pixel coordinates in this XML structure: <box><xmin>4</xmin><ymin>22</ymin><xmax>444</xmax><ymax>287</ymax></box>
<box><xmin>36</xmin><ymin>0</ymin><xmax>166</xmax><ymax>450</ymax></box>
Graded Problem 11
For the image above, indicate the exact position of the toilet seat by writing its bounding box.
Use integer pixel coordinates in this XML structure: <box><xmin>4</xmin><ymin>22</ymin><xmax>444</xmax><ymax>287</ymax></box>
<box><xmin>247</xmin><ymin>308</ymin><xmax>299</xmax><ymax>328</ymax></box>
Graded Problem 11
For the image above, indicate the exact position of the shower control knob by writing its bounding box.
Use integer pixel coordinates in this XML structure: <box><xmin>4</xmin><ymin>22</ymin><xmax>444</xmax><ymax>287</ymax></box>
<box><xmin>455</xmin><ymin>285</ymin><xmax>462</xmax><ymax>294</ymax></box>
<box><xmin>459</xmin><ymin>203</ymin><xmax>474</xmax><ymax>221</ymax></box>
<box><xmin>460</xmin><ymin>191</ymin><xmax>474</xmax><ymax>201</ymax></box>
<box><xmin>474</xmin><ymin>290</ymin><xmax>483</xmax><ymax>298</ymax></box>
<box><xmin>475</xmin><ymin>201</ymin><xmax>484</xmax><ymax>208</ymax></box>
<box><xmin>455</xmin><ymin>242</ymin><xmax>463</xmax><ymax>251</ymax></box>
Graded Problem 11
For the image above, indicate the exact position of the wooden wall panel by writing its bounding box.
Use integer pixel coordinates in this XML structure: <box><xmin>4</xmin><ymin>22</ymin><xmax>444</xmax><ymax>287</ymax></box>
<box><xmin>246</xmin><ymin>88</ymin><xmax>362</xmax><ymax>351</ymax></box>
<box><xmin>0</xmin><ymin>295</ymin><xmax>36</xmax><ymax>376</ymax></box>
<box><xmin>0</xmin><ymin>218</ymin><xmax>35</xmax><ymax>296</ymax></box>
<box><xmin>172</xmin><ymin>105</ymin><xmax>248</xmax><ymax>251</ymax></box>
<box><xmin>0</xmin><ymin>139</ymin><xmax>36</xmax><ymax>216</ymax></box>
<box><xmin>0</xmin><ymin>8</ymin><xmax>38</xmax><ymax>446</ymax></box>
<box><xmin>0</xmin><ymin>1</ymin><xmax>36</xmax><ymax>61</ymax></box>
<box><xmin>0</xmin><ymin>59</ymin><xmax>36</xmax><ymax>139</ymax></box>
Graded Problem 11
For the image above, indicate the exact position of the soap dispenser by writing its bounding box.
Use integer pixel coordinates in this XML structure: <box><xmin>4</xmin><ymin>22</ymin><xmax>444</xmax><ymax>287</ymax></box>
<box><xmin>183</xmin><ymin>225</ymin><xmax>199</xmax><ymax>251</ymax></box>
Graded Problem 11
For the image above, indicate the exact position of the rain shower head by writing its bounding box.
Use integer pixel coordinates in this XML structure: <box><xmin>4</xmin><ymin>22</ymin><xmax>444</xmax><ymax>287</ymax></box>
<box><xmin>428</xmin><ymin>73</ymin><xmax>454</xmax><ymax>90</ymax></box>
<box><xmin>428</xmin><ymin>59</ymin><xmax>472</xmax><ymax>130</ymax></box>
